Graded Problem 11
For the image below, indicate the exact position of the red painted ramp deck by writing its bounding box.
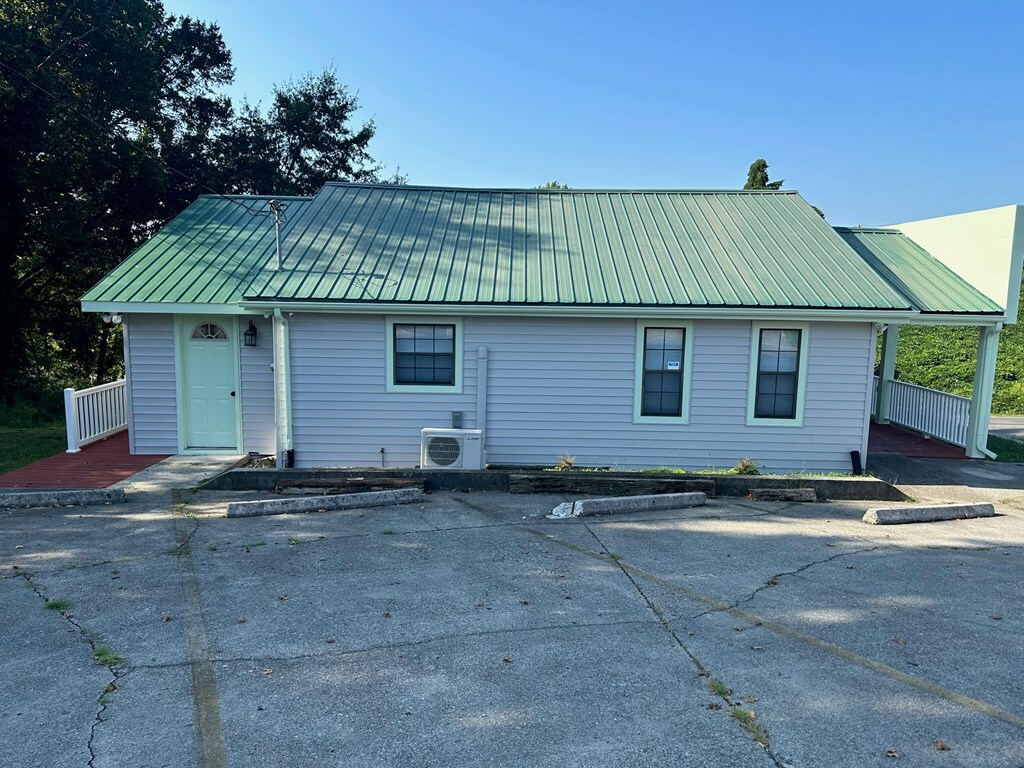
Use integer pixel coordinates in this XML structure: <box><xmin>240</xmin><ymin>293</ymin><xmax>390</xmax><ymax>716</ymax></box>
<box><xmin>868</xmin><ymin>422</ymin><xmax>967</xmax><ymax>459</ymax></box>
<box><xmin>0</xmin><ymin>431</ymin><xmax>169</xmax><ymax>489</ymax></box>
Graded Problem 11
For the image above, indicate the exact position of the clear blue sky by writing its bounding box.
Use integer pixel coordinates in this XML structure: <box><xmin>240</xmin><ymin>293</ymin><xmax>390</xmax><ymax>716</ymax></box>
<box><xmin>165</xmin><ymin>0</ymin><xmax>1022</xmax><ymax>225</ymax></box>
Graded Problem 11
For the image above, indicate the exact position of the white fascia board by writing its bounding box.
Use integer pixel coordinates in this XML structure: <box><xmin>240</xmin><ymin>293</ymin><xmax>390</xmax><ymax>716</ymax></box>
<box><xmin>240</xmin><ymin>300</ymin><xmax>923</xmax><ymax>324</ymax></box>
<box><xmin>82</xmin><ymin>301</ymin><xmax>244</xmax><ymax>315</ymax></box>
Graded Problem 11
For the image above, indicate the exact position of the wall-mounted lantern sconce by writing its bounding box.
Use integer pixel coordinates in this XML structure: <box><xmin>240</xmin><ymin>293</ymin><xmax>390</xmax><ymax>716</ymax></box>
<box><xmin>244</xmin><ymin>320</ymin><xmax>259</xmax><ymax>347</ymax></box>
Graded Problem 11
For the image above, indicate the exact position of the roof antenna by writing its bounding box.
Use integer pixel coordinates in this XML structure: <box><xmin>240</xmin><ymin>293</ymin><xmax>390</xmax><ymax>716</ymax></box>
<box><xmin>268</xmin><ymin>199</ymin><xmax>286</xmax><ymax>270</ymax></box>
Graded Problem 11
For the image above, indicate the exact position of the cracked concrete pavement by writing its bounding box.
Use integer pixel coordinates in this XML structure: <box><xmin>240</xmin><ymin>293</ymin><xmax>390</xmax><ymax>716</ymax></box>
<box><xmin>2</xmin><ymin>481</ymin><xmax>1024</xmax><ymax>767</ymax></box>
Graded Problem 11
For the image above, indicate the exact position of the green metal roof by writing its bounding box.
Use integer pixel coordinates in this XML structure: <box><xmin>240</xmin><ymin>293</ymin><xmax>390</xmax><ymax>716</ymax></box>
<box><xmin>836</xmin><ymin>227</ymin><xmax>1002</xmax><ymax>314</ymax></box>
<box><xmin>81</xmin><ymin>194</ymin><xmax>311</xmax><ymax>305</ymax></box>
<box><xmin>244</xmin><ymin>183</ymin><xmax>915</xmax><ymax>309</ymax></box>
<box><xmin>82</xmin><ymin>182</ymin><xmax>1003</xmax><ymax>316</ymax></box>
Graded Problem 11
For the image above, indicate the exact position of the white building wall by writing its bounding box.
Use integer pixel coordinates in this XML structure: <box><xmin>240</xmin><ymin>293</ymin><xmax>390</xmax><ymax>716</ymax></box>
<box><xmin>287</xmin><ymin>313</ymin><xmax>873</xmax><ymax>473</ymax></box>
<box><xmin>123</xmin><ymin>314</ymin><xmax>177</xmax><ymax>454</ymax></box>
<box><xmin>240</xmin><ymin>317</ymin><xmax>276</xmax><ymax>455</ymax></box>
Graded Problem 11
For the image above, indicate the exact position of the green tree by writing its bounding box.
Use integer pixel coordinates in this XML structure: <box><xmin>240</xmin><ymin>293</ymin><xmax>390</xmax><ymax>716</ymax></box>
<box><xmin>743</xmin><ymin>158</ymin><xmax>824</xmax><ymax>218</ymax></box>
<box><xmin>743</xmin><ymin>159</ymin><xmax>784</xmax><ymax>190</ymax></box>
<box><xmin>0</xmin><ymin>1</ymin><xmax>401</xmax><ymax>402</ymax></box>
<box><xmin>213</xmin><ymin>70</ymin><xmax>406</xmax><ymax>196</ymax></box>
<box><xmin>536</xmin><ymin>181</ymin><xmax>571</xmax><ymax>189</ymax></box>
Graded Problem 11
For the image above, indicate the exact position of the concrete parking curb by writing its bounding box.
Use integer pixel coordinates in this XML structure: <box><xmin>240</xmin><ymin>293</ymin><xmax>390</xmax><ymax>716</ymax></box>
<box><xmin>862</xmin><ymin>502</ymin><xmax>996</xmax><ymax>525</ymax></box>
<box><xmin>0</xmin><ymin>488</ymin><xmax>126</xmax><ymax>509</ymax></box>
<box><xmin>548</xmin><ymin>491</ymin><xmax>707</xmax><ymax>519</ymax></box>
<box><xmin>226</xmin><ymin>488</ymin><xmax>423</xmax><ymax>518</ymax></box>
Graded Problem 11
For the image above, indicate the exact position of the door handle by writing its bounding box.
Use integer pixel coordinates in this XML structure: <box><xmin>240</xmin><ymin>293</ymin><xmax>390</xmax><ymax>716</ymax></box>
<box><xmin>230</xmin><ymin>391</ymin><xmax>236</xmax><ymax>397</ymax></box>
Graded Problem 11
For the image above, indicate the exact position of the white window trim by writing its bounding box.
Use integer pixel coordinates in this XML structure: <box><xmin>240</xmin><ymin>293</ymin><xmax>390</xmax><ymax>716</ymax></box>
<box><xmin>385</xmin><ymin>316</ymin><xmax>463</xmax><ymax>393</ymax></box>
<box><xmin>746</xmin><ymin>321</ymin><xmax>809</xmax><ymax>427</ymax></box>
<box><xmin>633</xmin><ymin>320</ymin><xmax>694</xmax><ymax>425</ymax></box>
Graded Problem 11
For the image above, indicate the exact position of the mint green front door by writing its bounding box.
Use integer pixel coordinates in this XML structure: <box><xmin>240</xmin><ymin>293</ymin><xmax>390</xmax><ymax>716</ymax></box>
<box><xmin>182</xmin><ymin>320</ymin><xmax>238</xmax><ymax>450</ymax></box>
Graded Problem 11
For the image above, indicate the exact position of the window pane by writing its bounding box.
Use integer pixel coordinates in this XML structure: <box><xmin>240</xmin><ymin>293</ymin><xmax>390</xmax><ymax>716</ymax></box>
<box><xmin>761</xmin><ymin>330</ymin><xmax>781</xmax><ymax>352</ymax></box>
<box><xmin>776</xmin><ymin>375</ymin><xmax>795</xmax><ymax>395</ymax></box>
<box><xmin>664</xmin><ymin>329</ymin><xmax>683</xmax><ymax>350</ymax></box>
<box><xmin>758</xmin><ymin>374</ymin><xmax>778</xmax><ymax>396</ymax></box>
<box><xmin>645</xmin><ymin>351</ymin><xmax>665</xmax><ymax>371</ymax></box>
<box><xmin>756</xmin><ymin>394</ymin><xmax>775</xmax><ymax>418</ymax></box>
<box><xmin>778</xmin><ymin>350</ymin><xmax>798</xmax><ymax>373</ymax></box>
<box><xmin>759</xmin><ymin>350</ymin><xmax>779</xmax><ymax>373</ymax></box>
<box><xmin>393</xmin><ymin>324</ymin><xmax>457</xmax><ymax>386</ymax></box>
<box><xmin>780</xmin><ymin>330</ymin><xmax>801</xmax><ymax>351</ymax></box>
<box><xmin>774</xmin><ymin>394</ymin><xmax>795</xmax><ymax>418</ymax></box>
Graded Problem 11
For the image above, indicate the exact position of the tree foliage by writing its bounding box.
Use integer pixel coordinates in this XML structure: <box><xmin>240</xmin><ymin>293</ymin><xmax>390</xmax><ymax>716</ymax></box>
<box><xmin>742</xmin><ymin>158</ymin><xmax>824</xmax><ymax>218</ymax></box>
<box><xmin>536</xmin><ymin>181</ymin><xmax>571</xmax><ymax>190</ymax></box>
<box><xmin>743</xmin><ymin>159</ymin><xmax>784</xmax><ymax>191</ymax></box>
<box><xmin>0</xmin><ymin>1</ymin><xmax>401</xmax><ymax>401</ymax></box>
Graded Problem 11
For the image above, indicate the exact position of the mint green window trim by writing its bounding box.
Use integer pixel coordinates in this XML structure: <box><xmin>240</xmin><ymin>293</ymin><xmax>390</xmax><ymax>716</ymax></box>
<box><xmin>633</xmin><ymin>320</ymin><xmax>693</xmax><ymax>425</ymax></box>
<box><xmin>746</xmin><ymin>321</ymin><xmax>809</xmax><ymax>427</ymax></box>
<box><xmin>385</xmin><ymin>316</ymin><xmax>463</xmax><ymax>393</ymax></box>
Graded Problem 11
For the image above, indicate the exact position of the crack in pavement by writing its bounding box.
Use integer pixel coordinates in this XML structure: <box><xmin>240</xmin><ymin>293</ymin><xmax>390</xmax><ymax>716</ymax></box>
<box><xmin>581</xmin><ymin>520</ymin><xmax>786</xmax><ymax>766</ymax></box>
<box><xmin>690</xmin><ymin>545</ymin><xmax>883</xmax><ymax>620</ymax></box>
<box><xmin>15</xmin><ymin>568</ymin><xmax>125</xmax><ymax>768</ymax></box>
<box><xmin>450</xmin><ymin>495</ymin><xmax>1024</xmax><ymax>734</ymax></box>
<box><xmin>112</xmin><ymin>618</ymin><xmax>659</xmax><ymax>672</ymax></box>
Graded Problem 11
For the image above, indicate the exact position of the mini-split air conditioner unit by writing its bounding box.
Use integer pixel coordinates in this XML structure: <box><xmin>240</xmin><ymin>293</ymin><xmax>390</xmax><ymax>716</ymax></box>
<box><xmin>420</xmin><ymin>428</ymin><xmax>483</xmax><ymax>470</ymax></box>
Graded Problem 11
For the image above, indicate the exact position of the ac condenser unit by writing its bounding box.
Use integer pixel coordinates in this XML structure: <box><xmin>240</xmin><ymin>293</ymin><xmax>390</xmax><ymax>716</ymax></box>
<box><xmin>420</xmin><ymin>428</ymin><xmax>483</xmax><ymax>470</ymax></box>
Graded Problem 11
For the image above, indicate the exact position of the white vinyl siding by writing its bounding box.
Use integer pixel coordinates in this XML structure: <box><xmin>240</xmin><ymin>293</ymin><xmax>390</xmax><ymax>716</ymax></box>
<box><xmin>286</xmin><ymin>314</ymin><xmax>873</xmax><ymax>473</ymax></box>
<box><xmin>124</xmin><ymin>314</ymin><xmax>177</xmax><ymax>454</ymax></box>
<box><xmin>240</xmin><ymin>318</ymin><xmax>275</xmax><ymax>454</ymax></box>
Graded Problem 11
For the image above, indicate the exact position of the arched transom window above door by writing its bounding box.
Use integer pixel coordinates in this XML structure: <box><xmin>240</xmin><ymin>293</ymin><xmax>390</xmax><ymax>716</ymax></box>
<box><xmin>191</xmin><ymin>322</ymin><xmax>228</xmax><ymax>340</ymax></box>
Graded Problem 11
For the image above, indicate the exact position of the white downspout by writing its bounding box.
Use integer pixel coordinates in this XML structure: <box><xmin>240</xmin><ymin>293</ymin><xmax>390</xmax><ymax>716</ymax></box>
<box><xmin>273</xmin><ymin>308</ymin><xmax>294</xmax><ymax>467</ymax></box>
<box><xmin>476</xmin><ymin>346</ymin><xmax>488</xmax><ymax>465</ymax></box>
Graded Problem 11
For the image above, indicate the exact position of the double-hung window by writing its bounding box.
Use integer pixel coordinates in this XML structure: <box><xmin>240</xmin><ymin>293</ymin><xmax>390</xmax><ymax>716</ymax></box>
<box><xmin>386</xmin><ymin>319</ymin><xmax>463</xmax><ymax>393</ymax></box>
<box><xmin>747</xmin><ymin>323</ymin><xmax>808</xmax><ymax>425</ymax></box>
<box><xmin>634</xmin><ymin>322</ymin><xmax>692</xmax><ymax>423</ymax></box>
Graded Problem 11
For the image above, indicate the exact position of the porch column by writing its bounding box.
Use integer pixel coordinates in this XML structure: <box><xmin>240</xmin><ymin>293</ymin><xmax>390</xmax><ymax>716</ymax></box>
<box><xmin>875</xmin><ymin>324</ymin><xmax>899</xmax><ymax>424</ymax></box>
<box><xmin>965</xmin><ymin>324</ymin><xmax>1002</xmax><ymax>459</ymax></box>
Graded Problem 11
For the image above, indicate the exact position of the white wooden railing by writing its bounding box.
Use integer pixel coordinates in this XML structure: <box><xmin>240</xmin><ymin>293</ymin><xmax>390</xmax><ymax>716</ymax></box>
<box><xmin>873</xmin><ymin>375</ymin><xmax>971</xmax><ymax>448</ymax></box>
<box><xmin>64</xmin><ymin>380</ymin><xmax>128</xmax><ymax>453</ymax></box>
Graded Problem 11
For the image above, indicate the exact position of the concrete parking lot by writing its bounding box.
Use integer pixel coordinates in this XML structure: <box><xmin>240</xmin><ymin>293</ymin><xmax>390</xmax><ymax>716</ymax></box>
<box><xmin>3</xmin><ymin>484</ymin><xmax>1024</xmax><ymax>767</ymax></box>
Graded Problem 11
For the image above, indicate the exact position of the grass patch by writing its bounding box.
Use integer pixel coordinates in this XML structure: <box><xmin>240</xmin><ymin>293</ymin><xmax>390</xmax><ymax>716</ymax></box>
<box><xmin>989</xmin><ymin>434</ymin><xmax>1024</xmax><ymax>463</ymax></box>
<box><xmin>92</xmin><ymin>646</ymin><xmax>125</xmax><ymax>666</ymax></box>
<box><xmin>0</xmin><ymin>422</ymin><xmax>67</xmax><ymax>473</ymax></box>
<box><xmin>707</xmin><ymin>677</ymin><xmax>731</xmax><ymax>697</ymax></box>
<box><xmin>729</xmin><ymin>705</ymin><xmax>769</xmax><ymax>746</ymax></box>
<box><xmin>45</xmin><ymin>598</ymin><xmax>73</xmax><ymax>611</ymax></box>
<box><xmin>241</xmin><ymin>540</ymin><xmax>267</xmax><ymax>548</ymax></box>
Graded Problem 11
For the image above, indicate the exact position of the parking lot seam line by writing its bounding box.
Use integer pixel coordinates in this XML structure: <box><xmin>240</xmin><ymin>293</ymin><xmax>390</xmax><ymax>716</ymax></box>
<box><xmin>581</xmin><ymin>520</ymin><xmax>786</xmax><ymax>765</ymax></box>
<box><xmin>450</xmin><ymin>497</ymin><xmax>1024</xmax><ymax>733</ymax></box>
<box><xmin>172</xmin><ymin>492</ymin><xmax>229</xmax><ymax>768</ymax></box>
<box><xmin>14</xmin><ymin>569</ymin><xmax>125</xmax><ymax>768</ymax></box>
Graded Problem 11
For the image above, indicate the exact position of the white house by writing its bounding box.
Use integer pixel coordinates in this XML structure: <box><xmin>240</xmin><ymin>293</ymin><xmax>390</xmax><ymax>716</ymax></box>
<box><xmin>80</xmin><ymin>184</ymin><xmax>1022</xmax><ymax>473</ymax></box>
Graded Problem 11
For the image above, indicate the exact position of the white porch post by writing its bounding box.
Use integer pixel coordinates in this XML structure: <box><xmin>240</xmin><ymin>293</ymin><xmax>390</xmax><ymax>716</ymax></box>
<box><xmin>965</xmin><ymin>324</ymin><xmax>1002</xmax><ymax>459</ymax></box>
<box><xmin>875</xmin><ymin>324</ymin><xmax>900</xmax><ymax>424</ymax></box>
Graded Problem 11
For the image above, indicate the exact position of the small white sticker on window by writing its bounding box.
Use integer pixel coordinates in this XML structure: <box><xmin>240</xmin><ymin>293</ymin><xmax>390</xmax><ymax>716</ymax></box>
<box><xmin>666</xmin><ymin>361</ymin><xmax>680</xmax><ymax>370</ymax></box>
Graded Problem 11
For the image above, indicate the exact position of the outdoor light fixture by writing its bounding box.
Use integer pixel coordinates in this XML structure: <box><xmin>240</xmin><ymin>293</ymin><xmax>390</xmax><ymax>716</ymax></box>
<box><xmin>110</xmin><ymin>313</ymin><xmax>122</xmax><ymax>324</ymax></box>
<box><xmin>244</xmin><ymin>320</ymin><xmax>259</xmax><ymax>347</ymax></box>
